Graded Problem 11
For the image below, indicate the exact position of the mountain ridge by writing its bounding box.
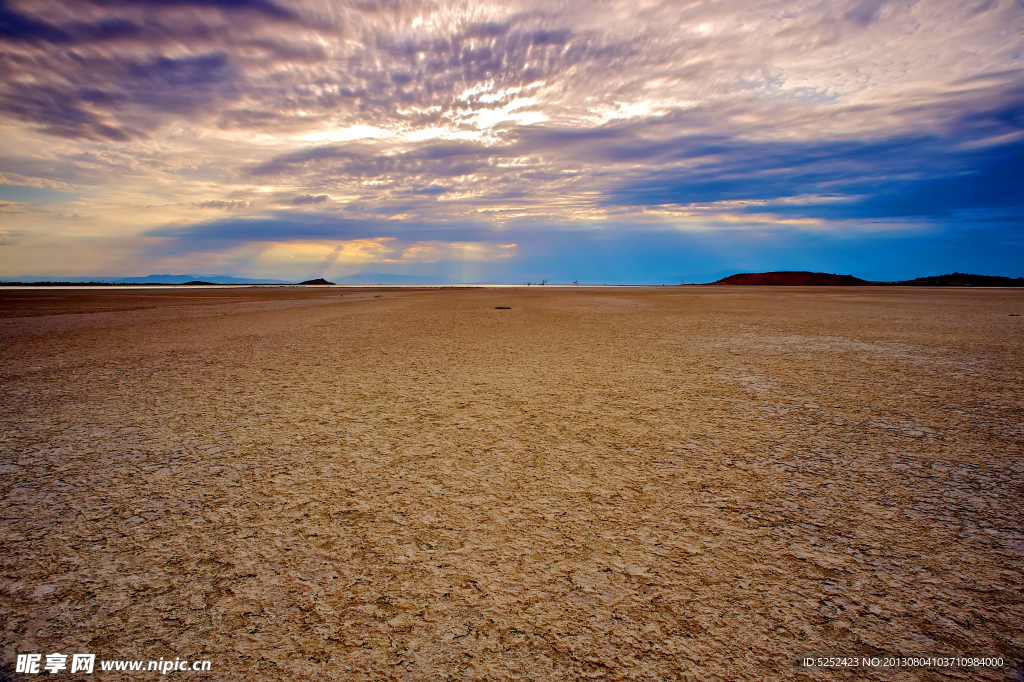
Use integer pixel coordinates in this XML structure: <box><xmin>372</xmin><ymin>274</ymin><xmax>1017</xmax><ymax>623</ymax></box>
<box><xmin>711</xmin><ymin>271</ymin><xmax>1024</xmax><ymax>286</ymax></box>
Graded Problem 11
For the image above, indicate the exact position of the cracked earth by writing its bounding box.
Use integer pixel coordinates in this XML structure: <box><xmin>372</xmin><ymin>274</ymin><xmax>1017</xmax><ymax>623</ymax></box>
<box><xmin>1</xmin><ymin>286</ymin><xmax>1022</xmax><ymax>680</ymax></box>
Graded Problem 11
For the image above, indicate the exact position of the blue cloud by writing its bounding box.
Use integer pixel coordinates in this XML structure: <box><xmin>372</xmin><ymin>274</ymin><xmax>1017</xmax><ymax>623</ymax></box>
<box><xmin>128</xmin><ymin>54</ymin><xmax>230</xmax><ymax>88</ymax></box>
<box><xmin>0</xmin><ymin>3</ymin><xmax>139</xmax><ymax>44</ymax></box>
<box><xmin>109</xmin><ymin>0</ymin><xmax>298</xmax><ymax>20</ymax></box>
<box><xmin>145</xmin><ymin>212</ymin><xmax>494</xmax><ymax>247</ymax></box>
<box><xmin>606</xmin><ymin>131</ymin><xmax>1024</xmax><ymax>223</ymax></box>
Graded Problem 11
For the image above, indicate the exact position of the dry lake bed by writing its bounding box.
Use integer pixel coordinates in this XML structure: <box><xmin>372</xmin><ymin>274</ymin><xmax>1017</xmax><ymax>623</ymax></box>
<box><xmin>1</xmin><ymin>286</ymin><xmax>1022</xmax><ymax>680</ymax></box>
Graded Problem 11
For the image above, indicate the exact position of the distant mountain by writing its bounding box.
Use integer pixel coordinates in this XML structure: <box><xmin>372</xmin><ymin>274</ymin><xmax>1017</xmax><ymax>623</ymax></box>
<box><xmin>0</xmin><ymin>274</ymin><xmax>290</xmax><ymax>284</ymax></box>
<box><xmin>712</xmin><ymin>271</ymin><xmax>872</xmax><ymax>285</ymax></box>
<box><xmin>895</xmin><ymin>272</ymin><xmax>1024</xmax><ymax>287</ymax></box>
<box><xmin>709</xmin><ymin>271</ymin><xmax>1024</xmax><ymax>286</ymax></box>
<box><xmin>300</xmin><ymin>277</ymin><xmax>335</xmax><ymax>285</ymax></box>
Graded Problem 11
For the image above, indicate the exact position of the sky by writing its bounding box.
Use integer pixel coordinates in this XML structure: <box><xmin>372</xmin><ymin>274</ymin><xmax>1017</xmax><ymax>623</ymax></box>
<box><xmin>0</xmin><ymin>0</ymin><xmax>1021</xmax><ymax>283</ymax></box>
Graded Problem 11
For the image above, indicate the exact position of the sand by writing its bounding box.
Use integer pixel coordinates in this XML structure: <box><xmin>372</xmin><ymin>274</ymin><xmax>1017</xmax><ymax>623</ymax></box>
<box><xmin>1</xmin><ymin>286</ymin><xmax>1021</xmax><ymax>680</ymax></box>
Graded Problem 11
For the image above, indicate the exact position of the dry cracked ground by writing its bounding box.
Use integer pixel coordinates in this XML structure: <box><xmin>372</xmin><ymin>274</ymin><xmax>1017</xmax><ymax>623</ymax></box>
<box><xmin>1</xmin><ymin>286</ymin><xmax>1022</xmax><ymax>681</ymax></box>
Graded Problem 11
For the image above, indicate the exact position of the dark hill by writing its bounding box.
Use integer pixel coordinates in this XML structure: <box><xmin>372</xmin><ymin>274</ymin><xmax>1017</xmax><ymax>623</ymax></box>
<box><xmin>712</xmin><ymin>271</ymin><xmax>871</xmax><ymax>286</ymax></box>
<box><xmin>896</xmin><ymin>272</ymin><xmax>1024</xmax><ymax>287</ymax></box>
<box><xmin>300</xmin><ymin>277</ymin><xmax>335</xmax><ymax>285</ymax></box>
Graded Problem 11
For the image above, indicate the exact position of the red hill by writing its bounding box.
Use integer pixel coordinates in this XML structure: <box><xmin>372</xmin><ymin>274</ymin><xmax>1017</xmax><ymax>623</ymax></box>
<box><xmin>712</xmin><ymin>271</ymin><xmax>871</xmax><ymax>286</ymax></box>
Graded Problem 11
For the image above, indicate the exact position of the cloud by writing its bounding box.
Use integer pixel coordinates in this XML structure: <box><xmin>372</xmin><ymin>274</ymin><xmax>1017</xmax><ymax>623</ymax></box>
<box><xmin>798</xmin><ymin>143</ymin><xmax>1023</xmax><ymax>221</ymax></box>
<box><xmin>607</xmin><ymin>136</ymin><xmax>1021</xmax><ymax>211</ymax></box>
<box><xmin>194</xmin><ymin>199</ymin><xmax>249</xmax><ymax>209</ymax></box>
<box><xmin>0</xmin><ymin>0</ymin><xmax>1021</xmax><ymax>279</ymax></box>
<box><xmin>290</xmin><ymin>193</ymin><xmax>329</xmax><ymax>204</ymax></box>
<box><xmin>0</xmin><ymin>228</ymin><xmax>24</xmax><ymax>244</ymax></box>
<box><xmin>145</xmin><ymin>211</ymin><xmax>495</xmax><ymax>246</ymax></box>
<box><xmin>95</xmin><ymin>0</ymin><xmax>298</xmax><ymax>21</ymax></box>
<box><xmin>844</xmin><ymin>0</ymin><xmax>889</xmax><ymax>26</ymax></box>
<box><xmin>259</xmin><ymin>238</ymin><xmax>395</xmax><ymax>267</ymax></box>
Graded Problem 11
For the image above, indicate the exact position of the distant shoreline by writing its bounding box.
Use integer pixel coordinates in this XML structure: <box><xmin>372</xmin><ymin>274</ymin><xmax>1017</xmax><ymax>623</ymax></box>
<box><xmin>1</xmin><ymin>271</ymin><xmax>1023</xmax><ymax>287</ymax></box>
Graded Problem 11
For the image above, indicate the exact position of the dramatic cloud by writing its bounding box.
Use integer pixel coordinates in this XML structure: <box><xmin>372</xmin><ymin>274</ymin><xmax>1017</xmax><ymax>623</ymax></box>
<box><xmin>0</xmin><ymin>0</ymin><xmax>1021</xmax><ymax>280</ymax></box>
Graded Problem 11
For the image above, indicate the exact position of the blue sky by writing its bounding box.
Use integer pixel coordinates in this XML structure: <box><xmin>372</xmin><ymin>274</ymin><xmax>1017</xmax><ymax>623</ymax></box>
<box><xmin>0</xmin><ymin>0</ymin><xmax>1021</xmax><ymax>282</ymax></box>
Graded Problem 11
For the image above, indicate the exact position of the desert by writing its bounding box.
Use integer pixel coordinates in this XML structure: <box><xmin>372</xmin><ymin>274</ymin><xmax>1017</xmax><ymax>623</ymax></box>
<box><xmin>1</xmin><ymin>286</ymin><xmax>1022</xmax><ymax>680</ymax></box>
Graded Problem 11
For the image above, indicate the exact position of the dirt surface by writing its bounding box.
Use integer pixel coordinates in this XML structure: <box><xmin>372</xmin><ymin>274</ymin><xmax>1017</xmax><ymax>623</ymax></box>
<box><xmin>1</xmin><ymin>287</ymin><xmax>1022</xmax><ymax>681</ymax></box>
<box><xmin>0</xmin><ymin>286</ymin><xmax>357</xmax><ymax>318</ymax></box>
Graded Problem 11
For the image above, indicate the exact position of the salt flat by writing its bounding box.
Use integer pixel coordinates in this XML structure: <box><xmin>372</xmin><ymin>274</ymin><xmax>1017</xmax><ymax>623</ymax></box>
<box><xmin>1</xmin><ymin>287</ymin><xmax>1021</xmax><ymax>680</ymax></box>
